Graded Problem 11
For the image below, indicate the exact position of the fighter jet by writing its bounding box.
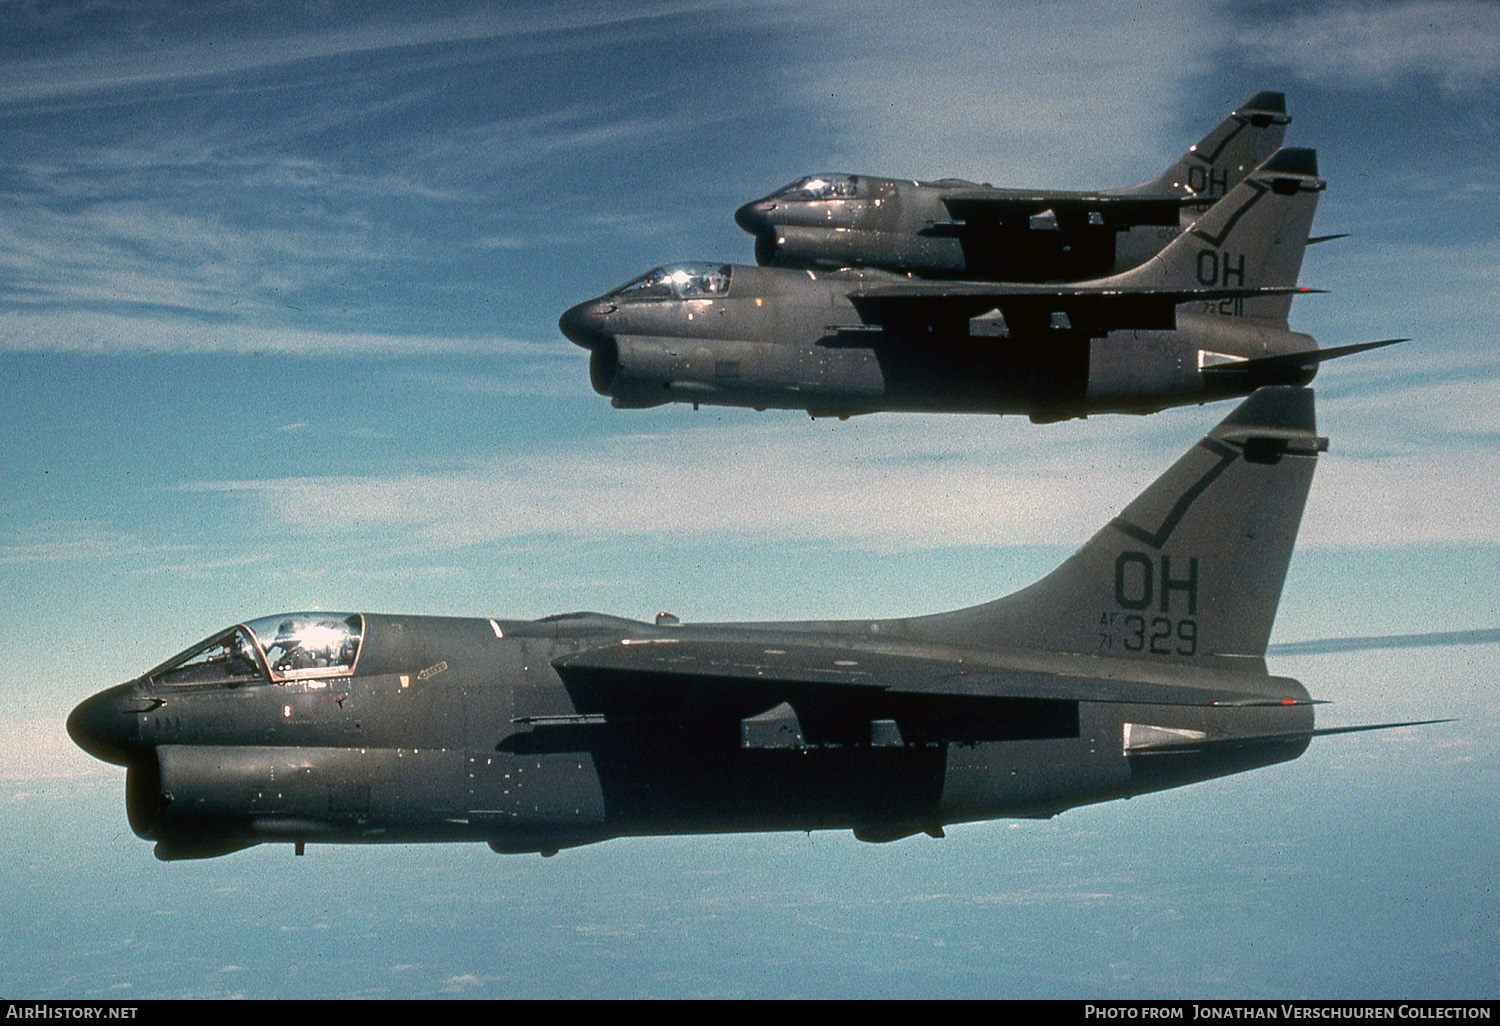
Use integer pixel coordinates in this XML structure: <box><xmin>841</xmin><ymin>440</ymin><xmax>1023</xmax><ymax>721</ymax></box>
<box><xmin>735</xmin><ymin>91</ymin><xmax>1291</xmax><ymax>281</ymax></box>
<box><xmin>561</xmin><ymin>148</ymin><xmax>1399</xmax><ymax>422</ymax></box>
<box><xmin>68</xmin><ymin>387</ymin><xmax>1438</xmax><ymax>860</ymax></box>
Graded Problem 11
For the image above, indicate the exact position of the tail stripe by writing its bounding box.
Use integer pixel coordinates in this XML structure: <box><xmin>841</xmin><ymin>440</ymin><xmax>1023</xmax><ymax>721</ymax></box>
<box><xmin>1111</xmin><ymin>440</ymin><xmax>1239</xmax><ymax>550</ymax></box>
<box><xmin>1188</xmin><ymin>179</ymin><xmax>1269</xmax><ymax>247</ymax></box>
<box><xmin>1189</xmin><ymin>116</ymin><xmax>1252</xmax><ymax>166</ymax></box>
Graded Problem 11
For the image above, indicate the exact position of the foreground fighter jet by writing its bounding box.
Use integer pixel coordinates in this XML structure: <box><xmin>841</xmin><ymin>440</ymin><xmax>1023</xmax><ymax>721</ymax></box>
<box><xmin>561</xmin><ymin>149</ymin><xmax>1397</xmax><ymax>422</ymax></box>
<box><xmin>735</xmin><ymin>91</ymin><xmax>1291</xmax><ymax>280</ymax></box>
<box><xmin>68</xmin><ymin>387</ymin><xmax>1436</xmax><ymax>860</ymax></box>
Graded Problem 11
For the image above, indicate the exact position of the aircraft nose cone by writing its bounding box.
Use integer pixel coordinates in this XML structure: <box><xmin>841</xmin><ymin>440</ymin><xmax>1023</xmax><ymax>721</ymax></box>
<box><xmin>734</xmin><ymin>199</ymin><xmax>773</xmax><ymax>234</ymax></box>
<box><xmin>67</xmin><ymin>683</ymin><xmax>147</xmax><ymax>766</ymax></box>
<box><xmin>736</xmin><ymin>200</ymin><xmax>781</xmax><ymax>265</ymax></box>
<box><xmin>559</xmin><ymin>299</ymin><xmax>613</xmax><ymax>349</ymax></box>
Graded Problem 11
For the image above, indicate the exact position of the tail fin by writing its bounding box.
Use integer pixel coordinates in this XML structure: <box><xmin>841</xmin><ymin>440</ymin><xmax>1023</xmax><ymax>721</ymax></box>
<box><xmin>1114</xmin><ymin>91</ymin><xmax>1290</xmax><ymax>201</ymax></box>
<box><xmin>904</xmin><ymin>387</ymin><xmax>1325</xmax><ymax>672</ymax></box>
<box><xmin>1110</xmin><ymin>147</ymin><xmax>1323</xmax><ymax>326</ymax></box>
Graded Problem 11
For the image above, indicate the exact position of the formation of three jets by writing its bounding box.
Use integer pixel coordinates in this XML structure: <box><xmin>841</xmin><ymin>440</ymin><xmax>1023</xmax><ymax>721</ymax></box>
<box><xmin>69</xmin><ymin>94</ymin><xmax>1431</xmax><ymax>861</ymax></box>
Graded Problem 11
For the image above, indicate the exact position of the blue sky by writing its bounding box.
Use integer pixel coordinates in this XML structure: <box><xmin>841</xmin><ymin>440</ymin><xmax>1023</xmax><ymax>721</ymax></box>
<box><xmin>1</xmin><ymin>0</ymin><xmax>1497</xmax><ymax>999</ymax></box>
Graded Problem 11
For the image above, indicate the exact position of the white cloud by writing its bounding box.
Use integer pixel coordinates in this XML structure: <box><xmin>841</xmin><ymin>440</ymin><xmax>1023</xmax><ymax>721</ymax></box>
<box><xmin>0</xmin><ymin>720</ymin><xmax>104</xmax><ymax>781</ymax></box>
<box><xmin>0</xmin><ymin>2</ymin><xmax>779</xmax><ymax>109</ymax></box>
<box><xmin>180</xmin><ymin>414</ymin><xmax>1156</xmax><ymax>552</ymax></box>
<box><xmin>1239</xmin><ymin>1</ymin><xmax>1500</xmax><ymax>95</ymax></box>
<box><xmin>175</xmin><ymin>387</ymin><xmax>1500</xmax><ymax>554</ymax></box>
<box><xmin>1306</xmin><ymin>446</ymin><xmax>1500</xmax><ymax>547</ymax></box>
<box><xmin>788</xmin><ymin>0</ymin><xmax>1222</xmax><ymax>184</ymax></box>
<box><xmin>1325</xmin><ymin>374</ymin><xmax>1500</xmax><ymax>440</ymax></box>
<box><xmin>0</xmin><ymin>307</ymin><xmax>547</xmax><ymax>357</ymax></box>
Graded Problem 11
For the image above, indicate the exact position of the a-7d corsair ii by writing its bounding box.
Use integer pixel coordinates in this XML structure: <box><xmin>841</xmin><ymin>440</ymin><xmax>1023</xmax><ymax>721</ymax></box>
<box><xmin>736</xmin><ymin>91</ymin><xmax>1292</xmax><ymax>281</ymax></box>
<box><xmin>561</xmin><ymin>149</ymin><xmax>1399</xmax><ymax>422</ymax></box>
<box><xmin>68</xmin><ymin>387</ymin><xmax>1437</xmax><ymax>861</ymax></box>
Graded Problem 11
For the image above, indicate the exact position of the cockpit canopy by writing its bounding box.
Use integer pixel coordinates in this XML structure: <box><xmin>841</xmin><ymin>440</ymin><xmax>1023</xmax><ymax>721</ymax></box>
<box><xmin>148</xmin><ymin>613</ymin><xmax>364</xmax><ymax>687</ymax></box>
<box><xmin>610</xmin><ymin>263</ymin><xmax>732</xmax><ymax>300</ymax></box>
<box><xmin>773</xmin><ymin>174</ymin><xmax>860</xmax><ymax>201</ymax></box>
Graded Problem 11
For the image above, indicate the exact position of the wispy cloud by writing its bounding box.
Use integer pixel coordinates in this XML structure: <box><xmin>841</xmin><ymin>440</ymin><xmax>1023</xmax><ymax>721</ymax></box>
<box><xmin>1238</xmin><ymin>1</ymin><xmax>1500</xmax><ymax>95</ymax></box>
<box><xmin>0</xmin><ymin>719</ymin><xmax>102</xmax><ymax>781</ymax></box>
<box><xmin>0</xmin><ymin>3</ymin><xmax>755</xmax><ymax>109</ymax></box>
<box><xmin>164</xmin><ymin>385</ymin><xmax>1500</xmax><ymax>555</ymax></box>
<box><xmin>0</xmin><ymin>307</ymin><xmax>550</xmax><ymax>356</ymax></box>
<box><xmin>785</xmin><ymin>0</ymin><xmax>1221</xmax><ymax>183</ymax></box>
<box><xmin>0</xmin><ymin>2</ymin><xmax>802</xmax><ymax>355</ymax></box>
<box><xmin>178</xmin><ymin>414</ymin><xmax>1151</xmax><ymax>553</ymax></box>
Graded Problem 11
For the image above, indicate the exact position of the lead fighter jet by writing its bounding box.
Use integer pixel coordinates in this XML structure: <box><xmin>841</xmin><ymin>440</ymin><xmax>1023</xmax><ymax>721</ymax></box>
<box><xmin>561</xmin><ymin>148</ymin><xmax>1399</xmax><ymax>422</ymax></box>
<box><xmin>68</xmin><ymin>387</ymin><xmax>1439</xmax><ymax>860</ymax></box>
<box><xmin>735</xmin><ymin>91</ymin><xmax>1293</xmax><ymax>281</ymax></box>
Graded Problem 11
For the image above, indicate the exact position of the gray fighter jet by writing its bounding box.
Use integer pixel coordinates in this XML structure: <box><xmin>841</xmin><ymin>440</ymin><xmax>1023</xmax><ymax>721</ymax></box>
<box><xmin>68</xmin><ymin>387</ymin><xmax>1436</xmax><ymax>860</ymax></box>
<box><xmin>735</xmin><ymin>91</ymin><xmax>1291</xmax><ymax>280</ymax></box>
<box><xmin>561</xmin><ymin>149</ymin><xmax>1398</xmax><ymax>422</ymax></box>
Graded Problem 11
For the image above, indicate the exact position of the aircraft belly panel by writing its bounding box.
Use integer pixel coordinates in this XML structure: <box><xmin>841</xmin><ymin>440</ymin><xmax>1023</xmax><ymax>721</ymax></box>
<box><xmin>871</xmin><ymin>336</ymin><xmax>1089</xmax><ymax>414</ymax></box>
<box><xmin>938</xmin><ymin>699</ymin><xmax>1314</xmax><ymax>822</ymax></box>
<box><xmin>590</xmin><ymin>741</ymin><xmax>949</xmax><ymax>837</ymax></box>
<box><xmin>465</xmin><ymin>751</ymin><xmax>606</xmax><ymax>827</ymax></box>
<box><xmin>1086</xmin><ymin>331</ymin><xmax>1200</xmax><ymax>410</ymax></box>
<box><xmin>939</xmin><ymin>726</ymin><xmax>1137</xmax><ymax>822</ymax></box>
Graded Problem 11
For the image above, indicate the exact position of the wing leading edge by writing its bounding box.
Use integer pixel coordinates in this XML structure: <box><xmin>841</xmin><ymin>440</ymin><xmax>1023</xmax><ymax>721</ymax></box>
<box><xmin>847</xmin><ymin>283</ymin><xmax>1315</xmax><ymax>335</ymax></box>
<box><xmin>552</xmin><ymin>636</ymin><xmax>1311</xmax><ymax>708</ymax></box>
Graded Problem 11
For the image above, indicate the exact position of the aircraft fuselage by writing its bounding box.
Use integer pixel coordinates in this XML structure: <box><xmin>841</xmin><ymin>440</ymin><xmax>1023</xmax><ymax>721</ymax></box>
<box><xmin>560</xmin><ymin>263</ymin><xmax>1315</xmax><ymax>420</ymax></box>
<box><xmin>735</xmin><ymin>174</ymin><xmax>1183</xmax><ymax>281</ymax></box>
<box><xmin>69</xmin><ymin>611</ymin><xmax>1311</xmax><ymax>860</ymax></box>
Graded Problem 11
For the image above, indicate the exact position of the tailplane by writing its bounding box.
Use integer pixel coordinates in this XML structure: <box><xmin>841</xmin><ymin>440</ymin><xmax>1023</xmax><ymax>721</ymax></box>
<box><xmin>904</xmin><ymin>387</ymin><xmax>1325</xmax><ymax>672</ymax></box>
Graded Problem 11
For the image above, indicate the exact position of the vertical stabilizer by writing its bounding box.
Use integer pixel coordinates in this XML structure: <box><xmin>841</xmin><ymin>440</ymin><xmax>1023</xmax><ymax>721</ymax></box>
<box><xmin>904</xmin><ymin>387</ymin><xmax>1325</xmax><ymax>671</ymax></box>
<box><xmin>1110</xmin><ymin>147</ymin><xmax>1323</xmax><ymax>325</ymax></box>
<box><xmin>1114</xmin><ymin>91</ymin><xmax>1290</xmax><ymax>202</ymax></box>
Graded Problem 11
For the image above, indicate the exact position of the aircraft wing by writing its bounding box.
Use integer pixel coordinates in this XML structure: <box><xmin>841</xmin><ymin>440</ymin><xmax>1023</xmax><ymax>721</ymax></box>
<box><xmin>847</xmin><ymin>281</ymin><xmax>1314</xmax><ymax>335</ymax></box>
<box><xmin>940</xmin><ymin>190</ymin><xmax>1186</xmax><ymax>228</ymax></box>
<box><xmin>549</xmin><ymin>637</ymin><xmax>1310</xmax><ymax>748</ymax></box>
<box><xmin>551</xmin><ymin>635</ymin><xmax>1309</xmax><ymax>709</ymax></box>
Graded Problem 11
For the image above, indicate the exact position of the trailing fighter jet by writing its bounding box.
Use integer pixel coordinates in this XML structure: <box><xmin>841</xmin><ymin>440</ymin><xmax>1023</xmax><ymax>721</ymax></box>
<box><xmin>68</xmin><ymin>387</ymin><xmax>1440</xmax><ymax>860</ymax></box>
<box><xmin>561</xmin><ymin>148</ymin><xmax>1399</xmax><ymax>422</ymax></box>
<box><xmin>735</xmin><ymin>91</ymin><xmax>1291</xmax><ymax>281</ymax></box>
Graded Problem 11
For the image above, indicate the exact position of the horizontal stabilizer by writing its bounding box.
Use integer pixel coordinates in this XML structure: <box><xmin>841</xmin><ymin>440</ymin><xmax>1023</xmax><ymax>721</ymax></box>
<box><xmin>1125</xmin><ymin>718</ymin><xmax>1453</xmax><ymax>756</ymax></box>
<box><xmin>1201</xmin><ymin>338</ymin><xmax>1408</xmax><ymax>382</ymax></box>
